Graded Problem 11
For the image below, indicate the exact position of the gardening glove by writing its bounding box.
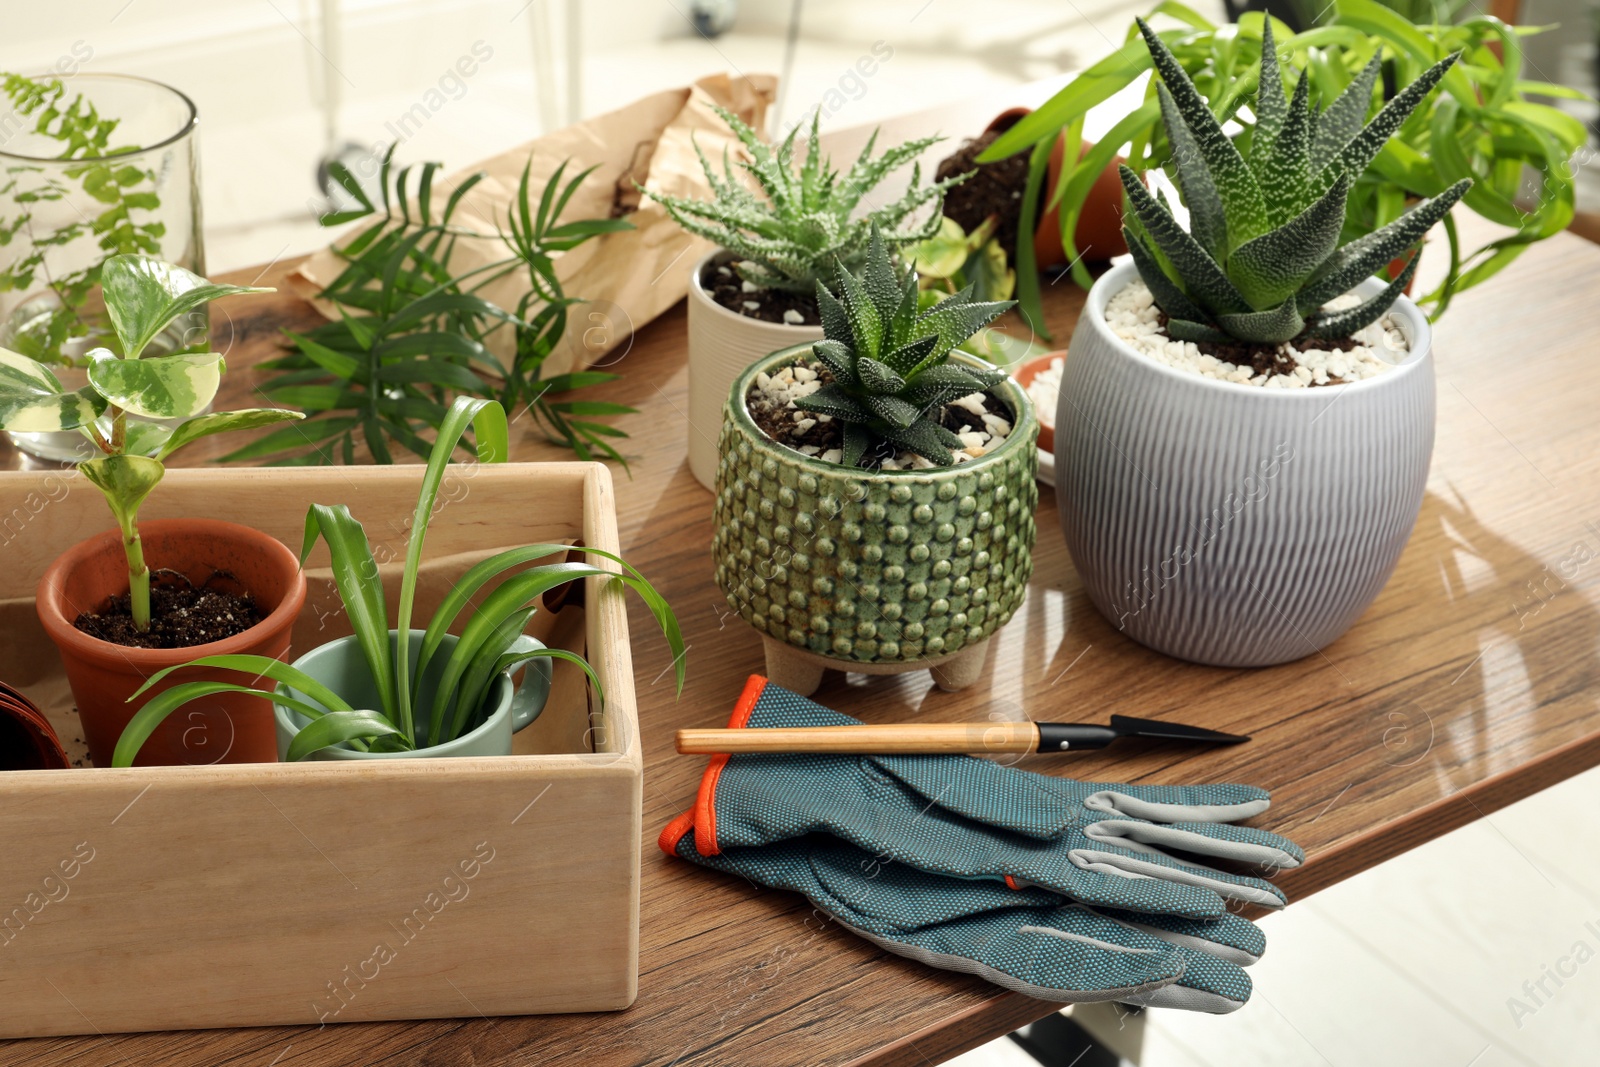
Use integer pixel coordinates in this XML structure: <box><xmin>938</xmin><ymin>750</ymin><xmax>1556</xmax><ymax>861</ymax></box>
<box><xmin>660</xmin><ymin>812</ymin><xmax>1266</xmax><ymax>1013</ymax></box>
<box><xmin>688</xmin><ymin>677</ymin><xmax>1303</xmax><ymax>919</ymax></box>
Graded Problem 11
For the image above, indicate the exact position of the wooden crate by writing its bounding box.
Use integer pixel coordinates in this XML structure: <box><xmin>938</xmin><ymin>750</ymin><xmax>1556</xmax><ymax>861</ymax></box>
<box><xmin>0</xmin><ymin>464</ymin><xmax>642</xmax><ymax>1038</ymax></box>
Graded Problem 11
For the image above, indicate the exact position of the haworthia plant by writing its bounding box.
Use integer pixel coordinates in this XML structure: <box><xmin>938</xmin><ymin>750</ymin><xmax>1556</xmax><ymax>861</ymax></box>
<box><xmin>1121</xmin><ymin>18</ymin><xmax>1471</xmax><ymax>346</ymax></box>
<box><xmin>792</xmin><ymin>224</ymin><xmax>1013</xmax><ymax>468</ymax></box>
<box><xmin>651</xmin><ymin>106</ymin><xmax>965</xmax><ymax>294</ymax></box>
<box><xmin>0</xmin><ymin>255</ymin><xmax>302</xmax><ymax>630</ymax></box>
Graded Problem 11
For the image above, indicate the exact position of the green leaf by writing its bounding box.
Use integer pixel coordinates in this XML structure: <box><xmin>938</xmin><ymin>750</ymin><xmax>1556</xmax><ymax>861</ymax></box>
<box><xmin>1217</xmin><ymin>301</ymin><xmax>1305</xmax><ymax>344</ymax></box>
<box><xmin>287</xmin><ymin>709</ymin><xmax>406</xmax><ymax>761</ymax></box>
<box><xmin>0</xmin><ymin>347</ymin><xmax>104</xmax><ymax>431</ymax></box>
<box><xmin>1251</xmin><ymin>21</ymin><xmax>1290</xmax><ymax>167</ymax></box>
<box><xmin>856</xmin><ymin>356</ymin><xmax>906</xmax><ymax>394</ymax></box>
<box><xmin>1227</xmin><ymin>174</ymin><xmax>1351</xmax><ymax>310</ymax></box>
<box><xmin>86</xmin><ymin>350</ymin><xmax>222</xmax><ymax>420</ymax></box>
<box><xmin>100</xmin><ymin>254</ymin><xmax>272</xmax><ymax>359</ymax></box>
<box><xmin>392</xmin><ymin>397</ymin><xmax>508</xmax><ymax>740</ymax></box>
<box><xmin>1321</xmin><ymin>52</ymin><xmax>1460</xmax><ymax>192</ymax></box>
<box><xmin>1158</xmin><ymin>83</ymin><xmax>1226</xmax><ymax>260</ymax></box>
<box><xmin>1123</xmin><ymin>228</ymin><xmax>1210</xmax><ymax>326</ymax></box>
<box><xmin>80</xmin><ymin>453</ymin><xmax>163</xmax><ymax>533</ymax></box>
<box><xmin>834</xmin><ymin>259</ymin><xmax>884</xmax><ymax>358</ymax></box>
<box><xmin>1298</xmin><ymin>178</ymin><xmax>1470</xmax><ymax>311</ymax></box>
<box><xmin>1119</xmin><ymin>166</ymin><xmax>1249</xmax><ymax>316</ymax></box>
<box><xmin>793</xmin><ymin>382</ymin><xmax>872</xmax><ymax>423</ymax></box>
<box><xmin>300</xmin><ymin>503</ymin><xmax>396</xmax><ymax>720</ymax></box>
<box><xmin>112</xmin><ymin>682</ymin><xmax>333</xmax><ymax>767</ymax></box>
<box><xmin>158</xmin><ymin>408</ymin><xmax>306</xmax><ymax>460</ymax></box>
<box><xmin>1310</xmin><ymin>55</ymin><xmax>1381</xmax><ymax>171</ymax></box>
<box><xmin>1136</xmin><ymin>18</ymin><xmax>1270</xmax><ymax>247</ymax></box>
<box><xmin>811</xmin><ymin>338</ymin><xmax>858</xmax><ymax>385</ymax></box>
<box><xmin>1304</xmin><ymin>254</ymin><xmax>1417</xmax><ymax>340</ymax></box>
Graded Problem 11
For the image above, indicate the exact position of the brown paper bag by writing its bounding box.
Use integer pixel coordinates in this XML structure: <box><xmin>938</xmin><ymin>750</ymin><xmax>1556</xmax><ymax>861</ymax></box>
<box><xmin>288</xmin><ymin>73</ymin><xmax>777</xmax><ymax>377</ymax></box>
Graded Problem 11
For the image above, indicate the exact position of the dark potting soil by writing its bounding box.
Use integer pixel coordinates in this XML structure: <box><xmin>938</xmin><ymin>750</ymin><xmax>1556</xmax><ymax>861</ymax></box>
<box><xmin>1155</xmin><ymin>311</ymin><xmax>1363</xmax><ymax>383</ymax></box>
<box><xmin>746</xmin><ymin>360</ymin><xmax>1014</xmax><ymax>470</ymax></box>
<box><xmin>73</xmin><ymin>571</ymin><xmax>263</xmax><ymax>649</ymax></box>
<box><xmin>935</xmin><ymin>129</ymin><xmax>1028</xmax><ymax>268</ymax></box>
<box><xmin>702</xmin><ymin>252</ymin><xmax>822</xmax><ymax>326</ymax></box>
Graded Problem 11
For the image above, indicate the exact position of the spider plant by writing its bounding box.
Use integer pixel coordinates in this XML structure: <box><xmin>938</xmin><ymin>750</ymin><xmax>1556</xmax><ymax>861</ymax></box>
<box><xmin>111</xmin><ymin>395</ymin><xmax>684</xmax><ymax>764</ymax></box>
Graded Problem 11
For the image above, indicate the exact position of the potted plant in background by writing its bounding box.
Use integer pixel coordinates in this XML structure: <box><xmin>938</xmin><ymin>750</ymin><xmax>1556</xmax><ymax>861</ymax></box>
<box><xmin>0</xmin><ymin>254</ymin><xmax>307</xmax><ymax>766</ymax></box>
<box><xmin>114</xmin><ymin>396</ymin><xmax>685</xmax><ymax>764</ymax></box>
<box><xmin>0</xmin><ymin>71</ymin><xmax>209</xmax><ymax>462</ymax></box>
<box><xmin>1055</xmin><ymin>20</ymin><xmax>1468</xmax><ymax>667</ymax></box>
<box><xmin>712</xmin><ymin>226</ymin><xmax>1037</xmax><ymax>696</ymax></box>
<box><xmin>980</xmin><ymin>1</ymin><xmax>1586</xmax><ymax>330</ymax></box>
<box><xmin>649</xmin><ymin>107</ymin><xmax>964</xmax><ymax>489</ymax></box>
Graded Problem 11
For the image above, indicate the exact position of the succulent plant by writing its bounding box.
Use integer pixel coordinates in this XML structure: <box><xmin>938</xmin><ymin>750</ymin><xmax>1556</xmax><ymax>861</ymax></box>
<box><xmin>653</xmin><ymin>106</ymin><xmax>964</xmax><ymax>293</ymax></box>
<box><xmin>1121</xmin><ymin>18</ymin><xmax>1472</xmax><ymax>346</ymax></box>
<box><xmin>791</xmin><ymin>226</ymin><xmax>1013</xmax><ymax>468</ymax></box>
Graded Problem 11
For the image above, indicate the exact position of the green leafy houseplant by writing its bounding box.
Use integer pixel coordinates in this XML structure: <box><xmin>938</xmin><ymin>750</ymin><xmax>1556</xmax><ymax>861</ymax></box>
<box><xmin>0</xmin><ymin>74</ymin><xmax>168</xmax><ymax>362</ymax></box>
<box><xmin>0</xmin><ymin>254</ymin><xmax>303</xmax><ymax>630</ymax></box>
<box><xmin>906</xmin><ymin>215</ymin><xmax>1016</xmax><ymax>306</ymax></box>
<box><xmin>982</xmin><ymin>1</ymin><xmax>1587</xmax><ymax>328</ymax></box>
<box><xmin>791</xmin><ymin>226</ymin><xmax>1013</xmax><ymax>467</ymax></box>
<box><xmin>113</xmin><ymin>396</ymin><xmax>685</xmax><ymax>764</ymax></box>
<box><xmin>651</xmin><ymin>106</ymin><xmax>964</xmax><ymax>295</ymax></box>
<box><xmin>1122</xmin><ymin>18</ymin><xmax>1469</xmax><ymax>344</ymax></box>
<box><xmin>234</xmin><ymin>152</ymin><xmax>636</xmax><ymax>466</ymax></box>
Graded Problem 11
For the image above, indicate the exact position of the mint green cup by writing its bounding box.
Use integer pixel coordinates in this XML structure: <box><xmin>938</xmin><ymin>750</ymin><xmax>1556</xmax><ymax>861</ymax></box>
<box><xmin>273</xmin><ymin>630</ymin><xmax>552</xmax><ymax>760</ymax></box>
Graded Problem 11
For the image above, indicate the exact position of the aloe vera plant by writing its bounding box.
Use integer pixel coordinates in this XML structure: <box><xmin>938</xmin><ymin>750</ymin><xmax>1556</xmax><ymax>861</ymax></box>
<box><xmin>111</xmin><ymin>395</ymin><xmax>685</xmax><ymax>765</ymax></box>
<box><xmin>1122</xmin><ymin>17</ymin><xmax>1470</xmax><ymax>344</ymax></box>
<box><xmin>793</xmin><ymin>225</ymin><xmax>1013</xmax><ymax>467</ymax></box>
<box><xmin>0</xmin><ymin>255</ymin><xmax>302</xmax><ymax>630</ymax></box>
<box><xmin>651</xmin><ymin>106</ymin><xmax>963</xmax><ymax>294</ymax></box>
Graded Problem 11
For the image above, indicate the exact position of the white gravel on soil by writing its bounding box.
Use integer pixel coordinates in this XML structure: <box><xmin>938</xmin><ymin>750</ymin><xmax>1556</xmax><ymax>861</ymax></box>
<box><xmin>1106</xmin><ymin>280</ymin><xmax>1411</xmax><ymax>388</ymax></box>
<box><xmin>752</xmin><ymin>361</ymin><xmax>1010</xmax><ymax>469</ymax></box>
<box><xmin>1026</xmin><ymin>357</ymin><xmax>1063</xmax><ymax>430</ymax></box>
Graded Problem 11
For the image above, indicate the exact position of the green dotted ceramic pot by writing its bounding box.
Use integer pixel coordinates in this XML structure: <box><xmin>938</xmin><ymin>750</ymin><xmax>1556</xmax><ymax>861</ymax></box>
<box><xmin>713</xmin><ymin>344</ymin><xmax>1039</xmax><ymax>695</ymax></box>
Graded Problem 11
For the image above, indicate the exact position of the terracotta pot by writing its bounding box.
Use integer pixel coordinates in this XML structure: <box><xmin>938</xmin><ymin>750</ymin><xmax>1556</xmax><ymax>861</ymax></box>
<box><xmin>1011</xmin><ymin>351</ymin><xmax>1067</xmax><ymax>456</ymax></box>
<box><xmin>985</xmin><ymin>109</ymin><xmax>1128</xmax><ymax>268</ymax></box>
<box><xmin>36</xmin><ymin>519</ymin><xmax>307</xmax><ymax>767</ymax></box>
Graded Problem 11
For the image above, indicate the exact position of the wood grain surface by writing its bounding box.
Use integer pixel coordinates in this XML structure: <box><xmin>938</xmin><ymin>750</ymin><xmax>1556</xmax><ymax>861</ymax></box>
<box><xmin>3</xmin><ymin>136</ymin><xmax>1599</xmax><ymax>1067</ymax></box>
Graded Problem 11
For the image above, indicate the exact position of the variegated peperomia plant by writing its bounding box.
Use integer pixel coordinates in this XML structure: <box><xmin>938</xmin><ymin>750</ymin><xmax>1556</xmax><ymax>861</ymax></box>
<box><xmin>1121</xmin><ymin>18</ymin><xmax>1472</xmax><ymax>346</ymax></box>
<box><xmin>0</xmin><ymin>255</ymin><xmax>303</xmax><ymax>631</ymax></box>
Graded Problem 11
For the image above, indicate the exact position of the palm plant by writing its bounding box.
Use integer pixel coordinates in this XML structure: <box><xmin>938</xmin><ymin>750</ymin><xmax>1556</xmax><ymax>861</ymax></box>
<box><xmin>651</xmin><ymin>106</ymin><xmax>964</xmax><ymax>294</ymax></box>
<box><xmin>792</xmin><ymin>226</ymin><xmax>1013</xmax><ymax>467</ymax></box>
<box><xmin>1121</xmin><ymin>18</ymin><xmax>1470</xmax><ymax>345</ymax></box>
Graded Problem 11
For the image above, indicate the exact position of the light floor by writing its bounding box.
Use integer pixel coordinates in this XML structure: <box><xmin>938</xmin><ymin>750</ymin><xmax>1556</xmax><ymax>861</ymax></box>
<box><xmin>951</xmin><ymin>761</ymin><xmax>1600</xmax><ymax>1067</ymax></box>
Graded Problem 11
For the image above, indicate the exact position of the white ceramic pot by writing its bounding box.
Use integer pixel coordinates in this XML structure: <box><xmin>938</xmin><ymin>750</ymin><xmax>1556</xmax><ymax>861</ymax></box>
<box><xmin>1056</xmin><ymin>260</ymin><xmax>1434</xmax><ymax>667</ymax></box>
<box><xmin>685</xmin><ymin>251</ymin><xmax>822</xmax><ymax>489</ymax></box>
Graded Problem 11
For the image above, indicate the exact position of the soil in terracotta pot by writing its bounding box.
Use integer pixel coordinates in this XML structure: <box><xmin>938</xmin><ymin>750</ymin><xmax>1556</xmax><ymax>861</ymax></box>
<box><xmin>703</xmin><ymin>251</ymin><xmax>821</xmax><ymax>326</ymax></box>
<box><xmin>746</xmin><ymin>358</ymin><xmax>1015</xmax><ymax>471</ymax></box>
<box><xmin>73</xmin><ymin>571</ymin><xmax>263</xmax><ymax>649</ymax></box>
<box><xmin>936</xmin><ymin>130</ymin><xmax>1026</xmax><ymax>268</ymax></box>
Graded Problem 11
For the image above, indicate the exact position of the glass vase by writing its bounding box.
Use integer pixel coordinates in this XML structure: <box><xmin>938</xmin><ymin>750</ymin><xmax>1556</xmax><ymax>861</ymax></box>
<box><xmin>0</xmin><ymin>73</ymin><xmax>205</xmax><ymax>463</ymax></box>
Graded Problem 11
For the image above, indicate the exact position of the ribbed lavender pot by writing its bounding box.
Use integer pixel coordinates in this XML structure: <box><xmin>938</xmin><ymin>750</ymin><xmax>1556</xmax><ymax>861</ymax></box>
<box><xmin>1056</xmin><ymin>260</ymin><xmax>1434</xmax><ymax>667</ymax></box>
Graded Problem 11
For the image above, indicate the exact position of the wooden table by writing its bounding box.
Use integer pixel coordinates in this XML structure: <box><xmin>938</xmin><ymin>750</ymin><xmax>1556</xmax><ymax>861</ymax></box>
<box><xmin>5</xmin><ymin>118</ymin><xmax>1600</xmax><ymax>1067</ymax></box>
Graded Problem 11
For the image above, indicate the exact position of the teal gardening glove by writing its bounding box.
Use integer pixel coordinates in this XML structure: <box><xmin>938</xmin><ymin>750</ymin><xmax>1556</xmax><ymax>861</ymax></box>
<box><xmin>687</xmin><ymin>676</ymin><xmax>1303</xmax><ymax>920</ymax></box>
<box><xmin>661</xmin><ymin>676</ymin><xmax>1303</xmax><ymax>1012</ymax></box>
<box><xmin>661</xmin><ymin>811</ymin><xmax>1269</xmax><ymax>1012</ymax></box>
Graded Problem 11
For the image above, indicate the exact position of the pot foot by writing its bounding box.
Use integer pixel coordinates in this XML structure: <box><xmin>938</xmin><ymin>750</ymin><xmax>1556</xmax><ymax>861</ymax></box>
<box><xmin>762</xmin><ymin>638</ymin><xmax>827</xmax><ymax>697</ymax></box>
<box><xmin>930</xmin><ymin>638</ymin><xmax>990</xmax><ymax>692</ymax></box>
